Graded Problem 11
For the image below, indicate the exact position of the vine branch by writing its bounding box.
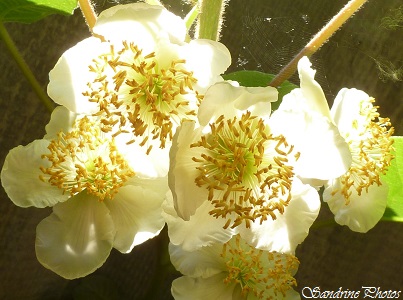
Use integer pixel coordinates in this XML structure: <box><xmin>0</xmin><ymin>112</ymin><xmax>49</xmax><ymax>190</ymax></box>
<box><xmin>0</xmin><ymin>22</ymin><xmax>53</xmax><ymax>112</ymax></box>
<box><xmin>78</xmin><ymin>0</ymin><xmax>97</xmax><ymax>31</ymax></box>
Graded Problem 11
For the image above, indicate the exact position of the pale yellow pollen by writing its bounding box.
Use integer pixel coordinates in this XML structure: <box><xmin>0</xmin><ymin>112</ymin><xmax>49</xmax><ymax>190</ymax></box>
<box><xmin>83</xmin><ymin>41</ymin><xmax>201</xmax><ymax>154</ymax></box>
<box><xmin>191</xmin><ymin>112</ymin><xmax>298</xmax><ymax>229</ymax></box>
<box><xmin>39</xmin><ymin>117</ymin><xmax>135</xmax><ymax>200</ymax></box>
<box><xmin>222</xmin><ymin>235</ymin><xmax>299</xmax><ymax>299</ymax></box>
<box><xmin>334</xmin><ymin>98</ymin><xmax>394</xmax><ymax>205</ymax></box>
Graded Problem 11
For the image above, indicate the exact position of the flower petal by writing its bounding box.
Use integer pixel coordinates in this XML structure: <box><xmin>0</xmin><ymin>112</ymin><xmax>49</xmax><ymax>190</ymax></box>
<box><xmin>178</xmin><ymin>39</ymin><xmax>231</xmax><ymax>90</ymax></box>
<box><xmin>297</xmin><ymin>56</ymin><xmax>331</xmax><ymax>119</ymax></box>
<box><xmin>239</xmin><ymin>179</ymin><xmax>320</xmax><ymax>253</ymax></box>
<box><xmin>331</xmin><ymin>88</ymin><xmax>372</xmax><ymax>137</ymax></box>
<box><xmin>169</xmin><ymin>242</ymin><xmax>224</xmax><ymax>278</ymax></box>
<box><xmin>163</xmin><ymin>192</ymin><xmax>234</xmax><ymax>251</ymax></box>
<box><xmin>270</xmin><ymin>100</ymin><xmax>352</xmax><ymax>181</ymax></box>
<box><xmin>116</xmin><ymin>135</ymin><xmax>170</xmax><ymax>178</ymax></box>
<box><xmin>44</xmin><ymin>106</ymin><xmax>78</xmax><ymax>140</ymax></box>
<box><xmin>198</xmin><ymin>81</ymin><xmax>277</xmax><ymax>126</ymax></box>
<box><xmin>94</xmin><ymin>3</ymin><xmax>186</xmax><ymax>50</ymax></box>
<box><xmin>47</xmin><ymin>37</ymin><xmax>109</xmax><ymax>113</ymax></box>
<box><xmin>1</xmin><ymin>139</ymin><xmax>68</xmax><ymax>208</ymax></box>
<box><xmin>169</xmin><ymin>121</ymin><xmax>210</xmax><ymax>219</ymax></box>
<box><xmin>104</xmin><ymin>177</ymin><xmax>167</xmax><ymax>253</ymax></box>
<box><xmin>35</xmin><ymin>192</ymin><xmax>115</xmax><ymax>279</ymax></box>
<box><xmin>324</xmin><ymin>179</ymin><xmax>388</xmax><ymax>233</ymax></box>
<box><xmin>172</xmin><ymin>274</ymin><xmax>237</xmax><ymax>300</ymax></box>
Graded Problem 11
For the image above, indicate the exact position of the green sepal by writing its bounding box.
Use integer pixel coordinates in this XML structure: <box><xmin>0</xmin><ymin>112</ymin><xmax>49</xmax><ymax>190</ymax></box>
<box><xmin>382</xmin><ymin>136</ymin><xmax>403</xmax><ymax>222</ymax></box>
<box><xmin>222</xmin><ymin>70</ymin><xmax>297</xmax><ymax>111</ymax></box>
<box><xmin>0</xmin><ymin>0</ymin><xmax>78</xmax><ymax>24</ymax></box>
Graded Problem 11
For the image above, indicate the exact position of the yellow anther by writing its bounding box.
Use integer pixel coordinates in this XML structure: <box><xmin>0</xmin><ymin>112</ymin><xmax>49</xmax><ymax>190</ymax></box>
<box><xmin>221</xmin><ymin>235</ymin><xmax>299</xmax><ymax>299</ymax></box>
<box><xmin>84</xmin><ymin>40</ymin><xmax>199</xmax><ymax>154</ymax></box>
<box><xmin>191</xmin><ymin>112</ymin><xmax>296</xmax><ymax>228</ymax></box>
<box><xmin>39</xmin><ymin>117</ymin><xmax>135</xmax><ymax>200</ymax></box>
<box><xmin>338</xmin><ymin>98</ymin><xmax>394</xmax><ymax>204</ymax></box>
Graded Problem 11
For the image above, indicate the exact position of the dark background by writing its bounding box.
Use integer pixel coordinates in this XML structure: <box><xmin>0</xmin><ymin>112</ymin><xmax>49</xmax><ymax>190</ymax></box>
<box><xmin>0</xmin><ymin>0</ymin><xmax>402</xmax><ymax>298</ymax></box>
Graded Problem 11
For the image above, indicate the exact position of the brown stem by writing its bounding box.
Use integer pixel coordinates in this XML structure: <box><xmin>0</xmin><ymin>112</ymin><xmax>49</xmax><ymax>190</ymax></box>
<box><xmin>78</xmin><ymin>0</ymin><xmax>97</xmax><ymax>31</ymax></box>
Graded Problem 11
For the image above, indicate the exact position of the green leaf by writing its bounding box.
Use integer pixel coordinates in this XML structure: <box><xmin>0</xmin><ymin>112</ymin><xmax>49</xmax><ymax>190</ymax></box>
<box><xmin>0</xmin><ymin>0</ymin><xmax>78</xmax><ymax>24</ymax></box>
<box><xmin>382</xmin><ymin>136</ymin><xmax>403</xmax><ymax>222</ymax></box>
<box><xmin>222</xmin><ymin>70</ymin><xmax>297</xmax><ymax>111</ymax></box>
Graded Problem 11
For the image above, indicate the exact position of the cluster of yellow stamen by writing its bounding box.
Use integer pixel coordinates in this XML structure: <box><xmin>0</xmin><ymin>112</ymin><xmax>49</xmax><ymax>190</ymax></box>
<box><xmin>83</xmin><ymin>41</ymin><xmax>201</xmax><ymax>154</ymax></box>
<box><xmin>39</xmin><ymin>117</ymin><xmax>135</xmax><ymax>200</ymax></box>
<box><xmin>190</xmin><ymin>112</ymin><xmax>298</xmax><ymax>229</ymax></box>
<box><xmin>335</xmin><ymin>98</ymin><xmax>394</xmax><ymax>204</ymax></box>
<box><xmin>222</xmin><ymin>235</ymin><xmax>299</xmax><ymax>299</ymax></box>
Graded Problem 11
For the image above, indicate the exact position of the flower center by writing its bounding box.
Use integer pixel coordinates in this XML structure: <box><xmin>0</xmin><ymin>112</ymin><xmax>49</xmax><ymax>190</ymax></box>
<box><xmin>335</xmin><ymin>98</ymin><xmax>394</xmax><ymax>204</ymax></box>
<box><xmin>191</xmin><ymin>112</ymin><xmax>298</xmax><ymax>228</ymax></box>
<box><xmin>39</xmin><ymin>116</ymin><xmax>135</xmax><ymax>200</ymax></box>
<box><xmin>84</xmin><ymin>41</ymin><xmax>201</xmax><ymax>154</ymax></box>
<box><xmin>222</xmin><ymin>235</ymin><xmax>299</xmax><ymax>299</ymax></box>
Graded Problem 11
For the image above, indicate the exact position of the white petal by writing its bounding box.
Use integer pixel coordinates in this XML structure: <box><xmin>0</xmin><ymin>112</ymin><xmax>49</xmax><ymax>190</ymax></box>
<box><xmin>198</xmin><ymin>81</ymin><xmax>277</xmax><ymax>126</ymax></box>
<box><xmin>1</xmin><ymin>140</ymin><xmax>68</xmax><ymax>208</ymax></box>
<box><xmin>285</xmin><ymin>290</ymin><xmax>302</xmax><ymax>300</ymax></box>
<box><xmin>153</xmin><ymin>39</ymin><xmax>183</xmax><ymax>67</ymax></box>
<box><xmin>116</xmin><ymin>135</ymin><xmax>170</xmax><ymax>178</ymax></box>
<box><xmin>163</xmin><ymin>192</ymin><xmax>234</xmax><ymax>251</ymax></box>
<box><xmin>331</xmin><ymin>88</ymin><xmax>372</xmax><ymax>136</ymax></box>
<box><xmin>169</xmin><ymin>242</ymin><xmax>224</xmax><ymax>278</ymax></box>
<box><xmin>297</xmin><ymin>56</ymin><xmax>331</xmax><ymax>119</ymax></box>
<box><xmin>324</xmin><ymin>179</ymin><xmax>388</xmax><ymax>233</ymax></box>
<box><xmin>94</xmin><ymin>3</ymin><xmax>186</xmax><ymax>51</ymax></box>
<box><xmin>172</xmin><ymin>274</ymin><xmax>237</xmax><ymax>300</ymax></box>
<box><xmin>179</xmin><ymin>39</ymin><xmax>231</xmax><ymax>90</ymax></box>
<box><xmin>169</xmin><ymin>121</ymin><xmax>210</xmax><ymax>219</ymax></box>
<box><xmin>44</xmin><ymin>106</ymin><xmax>78</xmax><ymax>140</ymax></box>
<box><xmin>239</xmin><ymin>179</ymin><xmax>320</xmax><ymax>253</ymax></box>
<box><xmin>104</xmin><ymin>177</ymin><xmax>167</xmax><ymax>253</ymax></box>
<box><xmin>35</xmin><ymin>192</ymin><xmax>115</xmax><ymax>279</ymax></box>
<box><xmin>47</xmin><ymin>37</ymin><xmax>109</xmax><ymax>113</ymax></box>
<box><xmin>269</xmin><ymin>107</ymin><xmax>352</xmax><ymax>181</ymax></box>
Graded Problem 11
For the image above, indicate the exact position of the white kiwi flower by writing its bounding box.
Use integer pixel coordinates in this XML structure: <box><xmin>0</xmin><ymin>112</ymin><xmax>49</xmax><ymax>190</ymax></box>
<box><xmin>165</xmin><ymin>81</ymin><xmax>321</xmax><ymax>253</ymax></box>
<box><xmin>1</xmin><ymin>106</ymin><xmax>168</xmax><ymax>279</ymax></box>
<box><xmin>47</xmin><ymin>3</ymin><xmax>231</xmax><ymax>177</ymax></box>
<box><xmin>169</xmin><ymin>235</ymin><xmax>301</xmax><ymax>300</ymax></box>
<box><xmin>323</xmin><ymin>88</ymin><xmax>394</xmax><ymax>232</ymax></box>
